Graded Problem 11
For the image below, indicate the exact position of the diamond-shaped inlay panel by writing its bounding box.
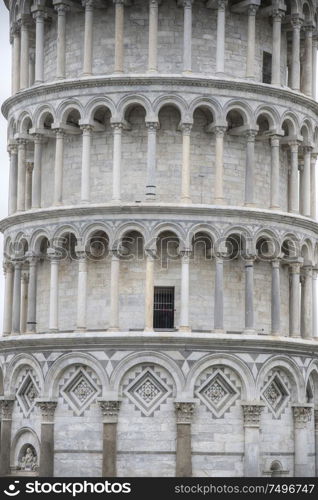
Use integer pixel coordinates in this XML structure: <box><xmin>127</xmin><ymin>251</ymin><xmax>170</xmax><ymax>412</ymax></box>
<box><xmin>195</xmin><ymin>369</ymin><xmax>240</xmax><ymax>418</ymax></box>
<box><xmin>61</xmin><ymin>368</ymin><xmax>99</xmax><ymax>416</ymax></box>
<box><xmin>124</xmin><ymin>369</ymin><xmax>172</xmax><ymax>416</ymax></box>
<box><xmin>261</xmin><ymin>373</ymin><xmax>290</xmax><ymax>418</ymax></box>
<box><xmin>16</xmin><ymin>373</ymin><xmax>40</xmax><ymax>417</ymax></box>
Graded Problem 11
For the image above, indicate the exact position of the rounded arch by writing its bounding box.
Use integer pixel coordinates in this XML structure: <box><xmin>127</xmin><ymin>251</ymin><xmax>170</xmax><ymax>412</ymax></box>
<box><xmin>152</xmin><ymin>222</ymin><xmax>187</xmax><ymax>248</ymax></box>
<box><xmin>300</xmin><ymin>119</ymin><xmax>313</xmax><ymax>144</ymax></box>
<box><xmin>256</xmin><ymin>355</ymin><xmax>304</xmax><ymax>402</ymax></box>
<box><xmin>281</xmin><ymin>232</ymin><xmax>301</xmax><ymax>258</ymax></box>
<box><xmin>10</xmin><ymin>427</ymin><xmax>40</xmax><ymax>470</ymax></box>
<box><xmin>188</xmin><ymin>97</ymin><xmax>222</xmax><ymax>123</ymax></box>
<box><xmin>188</xmin><ymin>223</ymin><xmax>219</xmax><ymax>249</ymax></box>
<box><xmin>56</xmin><ymin>100</ymin><xmax>84</xmax><ymax>124</ymax></box>
<box><xmin>30</xmin><ymin>229</ymin><xmax>51</xmax><ymax>254</ymax></box>
<box><xmin>110</xmin><ymin>351</ymin><xmax>185</xmax><ymax>396</ymax></box>
<box><xmin>153</xmin><ymin>94</ymin><xmax>189</xmax><ymax>122</ymax></box>
<box><xmin>113</xmin><ymin>222</ymin><xmax>149</xmax><ymax>249</ymax></box>
<box><xmin>7</xmin><ymin>116</ymin><xmax>17</xmax><ymax>139</ymax></box>
<box><xmin>5</xmin><ymin>354</ymin><xmax>44</xmax><ymax>396</ymax></box>
<box><xmin>300</xmin><ymin>238</ymin><xmax>313</xmax><ymax>264</ymax></box>
<box><xmin>255</xmin><ymin>106</ymin><xmax>281</xmax><ymax>133</ymax></box>
<box><xmin>84</xmin><ymin>97</ymin><xmax>116</xmax><ymax>122</ymax></box>
<box><xmin>280</xmin><ymin>112</ymin><xmax>300</xmax><ymax>136</ymax></box>
<box><xmin>52</xmin><ymin>224</ymin><xmax>80</xmax><ymax>244</ymax></box>
<box><xmin>185</xmin><ymin>353</ymin><xmax>255</xmax><ymax>400</ymax></box>
<box><xmin>305</xmin><ymin>360</ymin><xmax>318</xmax><ymax>404</ymax></box>
<box><xmin>224</xmin><ymin>100</ymin><xmax>255</xmax><ymax>127</ymax></box>
<box><xmin>253</xmin><ymin>228</ymin><xmax>281</xmax><ymax>258</ymax></box>
<box><xmin>17</xmin><ymin>112</ymin><xmax>33</xmax><ymax>134</ymax></box>
<box><xmin>82</xmin><ymin>222</ymin><xmax>113</xmax><ymax>247</ymax></box>
<box><xmin>117</xmin><ymin>94</ymin><xmax>153</xmax><ymax>122</ymax></box>
<box><xmin>34</xmin><ymin>104</ymin><xmax>56</xmax><ymax>129</ymax></box>
<box><xmin>44</xmin><ymin>352</ymin><xmax>110</xmax><ymax>398</ymax></box>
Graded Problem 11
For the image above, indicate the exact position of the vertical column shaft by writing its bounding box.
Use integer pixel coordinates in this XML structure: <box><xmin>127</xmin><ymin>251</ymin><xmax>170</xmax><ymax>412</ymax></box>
<box><xmin>12</xmin><ymin>26</ymin><xmax>21</xmax><ymax>94</ymax></box>
<box><xmin>98</xmin><ymin>401</ymin><xmax>121</xmax><ymax>477</ymax></box>
<box><xmin>144</xmin><ymin>253</ymin><xmax>155</xmax><ymax>331</ymax></box>
<box><xmin>179</xmin><ymin>252</ymin><xmax>191</xmax><ymax>332</ymax></box>
<box><xmin>312</xmin><ymin>270</ymin><xmax>318</xmax><ymax>340</ymax></box>
<box><xmin>181</xmin><ymin>124</ymin><xmax>192</xmax><ymax>203</ymax></box>
<box><xmin>17</xmin><ymin>139</ymin><xmax>27</xmax><ymax>212</ymax></box>
<box><xmin>148</xmin><ymin>0</ymin><xmax>159</xmax><ymax>72</ymax></box>
<box><xmin>312</xmin><ymin>38</ymin><xmax>317</xmax><ymax>100</ymax></box>
<box><xmin>20</xmin><ymin>271</ymin><xmax>29</xmax><ymax>333</ymax></box>
<box><xmin>271</xmin><ymin>10</ymin><xmax>283</xmax><ymax>85</ymax></box>
<box><xmin>8</xmin><ymin>144</ymin><xmax>18</xmax><ymax>215</ymax></box>
<box><xmin>315</xmin><ymin>410</ymin><xmax>318</xmax><ymax>477</ymax></box>
<box><xmin>302</xmin><ymin>266</ymin><xmax>313</xmax><ymax>339</ymax></box>
<box><xmin>37</xmin><ymin>401</ymin><xmax>58</xmax><ymax>477</ymax></box>
<box><xmin>216</xmin><ymin>0</ymin><xmax>227</xmax><ymax>74</ymax></box>
<box><xmin>27</xmin><ymin>258</ymin><xmax>37</xmax><ymax>333</ymax></box>
<box><xmin>303</xmin><ymin>27</ymin><xmax>313</xmax><ymax>97</ymax></box>
<box><xmin>55</xmin><ymin>4</ymin><xmax>68</xmax><ymax>79</ymax></box>
<box><xmin>0</xmin><ymin>399</ymin><xmax>15</xmax><ymax>476</ymax></box>
<box><xmin>310</xmin><ymin>154</ymin><xmax>316</xmax><ymax>219</ymax></box>
<box><xmin>289</xmin><ymin>142</ymin><xmax>299</xmax><ymax>213</ymax></box>
<box><xmin>214</xmin><ymin>127</ymin><xmax>226</xmax><ymax>204</ymax></box>
<box><xmin>2</xmin><ymin>263</ymin><xmax>14</xmax><ymax>336</ymax></box>
<box><xmin>182</xmin><ymin>0</ymin><xmax>192</xmax><ymax>73</ymax></box>
<box><xmin>109</xmin><ymin>253</ymin><xmax>120</xmax><ymax>331</ymax></box>
<box><xmin>270</xmin><ymin>135</ymin><xmax>280</xmax><ymax>209</ymax></box>
<box><xmin>302</xmin><ymin>147</ymin><xmax>311</xmax><ymax>217</ymax></box>
<box><xmin>245</xmin><ymin>131</ymin><xmax>256</xmax><ymax>206</ymax></box>
<box><xmin>32</xmin><ymin>135</ymin><xmax>43</xmax><ymax>209</ymax></box>
<box><xmin>242</xmin><ymin>403</ymin><xmax>264</xmax><ymax>477</ymax></box>
<box><xmin>20</xmin><ymin>19</ymin><xmax>29</xmax><ymax>90</ymax></box>
<box><xmin>82</xmin><ymin>0</ymin><xmax>94</xmax><ymax>75</ymax></box>
<box><xmin>145</xmin><ymin>122</ymin><xmax>158</xmax><ymax>200</ymax></box>
<box><xmin>214</xmin><ymin>256</ymin><xmax>224</xmax><ymax>331</ymax></box>
<box><xmin>291</xmin><ymin>16</ymin><xmax>302</xmax><ymax>91</ymax></box>
<box><xmin>114</xmin><ymin>0</ymin><xmax>125</xmax><ymax>73</ymax></box>
<box><xmin>175</xmin><ymin>402</ymin><xmax>195</xmax><ymax>477</ymax></box>
<box><xmin>81</xmin><ymin>125</ymin><xmax>93</xmax><ymax>203</ymax></box>
<box><xmin>34</xmin><ymin>10</ymin><xmax>45</xmax><ymax>83</ymax></box>
<box><xmin>289</xmin><ymin>263</ymin><xmax>301</xmax><ymax>338</ymax></box>
<box><xmin>54</xmin><ymin>129</ymin><xmax>64</xmax><ymax>206</ymax></box>
<box><xmin>12</xmin><ymin>261</ymin><xmax>22</xmax><ymax>334</ymax></box>
<box><xmin>293</xmin><ymin>406</ymin><xmax>312</xmax><ymax>477</ymax></box>
<box><xmin>246</xmin><ymin>5</ymin><xmax>258</xmax><ymax>79</ymax></box>
<box><xmin>244</xmin><ymin>258</ymin><xmax>255</xmax><ymax>332</ymax></box>
<box><xmin>76</xmin><ymin>254</ymin><xmax>88</xmax><ymax>330</ymax></box>
<box><xmin>49</xmin><ymin>255</ymin><xmax>59</xmax><ymax>332</ymax></box>
<box><xmin>111</xmin><ymin>123</ymin><xmax>122</xmax><ymax>202</ymax></box>
<box><xmin>25</xmin><ymin>163</ymin><xmax>33</xmax><ymax>211</ymax></box>
<box><xmin>271</xmin><ymin>259</ymin><xmax>281</xmax><ymax>336</ymax></box>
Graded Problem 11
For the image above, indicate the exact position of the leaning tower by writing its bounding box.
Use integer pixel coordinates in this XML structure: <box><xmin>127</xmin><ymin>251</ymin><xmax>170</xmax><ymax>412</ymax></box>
<box><xmin>1</xmin><ymin>0</ymin><xmax>318</xmax><ymax>479</ymax></box>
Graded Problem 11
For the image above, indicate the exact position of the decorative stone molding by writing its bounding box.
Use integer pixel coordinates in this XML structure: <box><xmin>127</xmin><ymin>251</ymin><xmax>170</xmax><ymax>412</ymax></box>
<box><xmin>36</xmin><ymin>400</ymin><xmax>58</xmax><ymax>422</ymax></box>
<box><xmin>97</xmin><ymin>399</ymin><xmax>121</xmax><ymax>423</ymax></box>
<box><xmin>292</xmin><ymin>405</ymin><xmax>313</xmax><ymax>427</ymax></box>
<box><xmin>174</xmin><ymin>401</ymin><xmax>195</xmax><ymax>424</ymax></box>
<box><xmin>0</xmin><ymin>397</ymin><xmax>15</xmax><ymax>419</ymax></box>
<box><xmin>241</xmin><ymin>402</ymin><xmax>265</xmax><ymax>427</ymax></box>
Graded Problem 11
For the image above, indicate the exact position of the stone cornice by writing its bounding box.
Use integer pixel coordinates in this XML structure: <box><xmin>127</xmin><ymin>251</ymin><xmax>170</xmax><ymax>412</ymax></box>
<box><xmin>2</xmin><ymin>74</ymin><xmax>318</xmax><ymax>118</ymax></box>
<box><xmin>1</xmin><ymin>203</ymin><xmax>318</xmax><ymax>235</ymax></box>
<box><xmin>0</xmin><ymin>331</ymin><xmax>318</xmax><ymax>356</ymax></box>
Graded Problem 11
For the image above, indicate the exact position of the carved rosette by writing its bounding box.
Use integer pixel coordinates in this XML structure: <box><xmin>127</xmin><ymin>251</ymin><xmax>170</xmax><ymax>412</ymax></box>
<box><xmin>98</xmin><ymin>400</ymin><xmax>121</xmax><ymax>423</ymax></box>
<box><xmin>242</xmin><ymin>403</ymin><xmax>264</xmax><ymax>427</ymax></box>
<box><xmin>174</xmin><ymin>402</ymin><xmax>195</xmax><ymax>424</ymax></box>
<box><xmin>292</xmin><ymin>406</ymin><xmax>312</xmax><ymax>427</ymax></box>
<box><xmin>36</xmin><ymin>400</ymin><xmax>58</xmax><ymax>422</ymax></box>
<box><xmin>0</xmin><ymin>398</ymin><xmax>15</xmax><ymax>419</ymax></box>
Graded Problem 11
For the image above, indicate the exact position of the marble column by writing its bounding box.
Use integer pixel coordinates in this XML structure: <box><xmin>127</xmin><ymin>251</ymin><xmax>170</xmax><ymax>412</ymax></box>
<box><xmin>244</xmin><ymin>130</ymin><xmax>257</xmax><ymax>206</ymax></box>
<box><xmin>0</xmin><ymin>398</ymin><xmax>15</xmax><ymax>476</ymax></box>
<box><xmin>36</xmin><ymin>400</ymin><xmax>58</xmax><ymax>477</ymax></box>
<box><xmin>270</xmin><ymin>135</ymin><xmax>280</xmax><ymax>209</ymax></box>
<box><xmin>288</xmin><ymin>141</ymin><xmax>299</xmax><ymax>213</ymax></box>
<box><xmin>244</xmin><ymin>257</ymin><xmax>255</xmax><ymax>332</ymax></box>
<box><xmin>216</xmin><ymin>0</ymin><xmax>227</xmax><ymax>75</ymax></box>
<box><xmin>179</xmin><ymin>251</ymin><xmax>191</xmax><ymax>332</ymax></box>
<box><xmin>182</xmin><ymin>0</ymin><xmax>193</xmax><ymax>73</ymax></box>
<box><xmin>29</xmin><ymin>49</ymin><xmax>35</xmax><ymax>87</ymax></box>
<box><xmin>98</xmin><ymin>400</ymin><xmax>121</xmax><ymax>477</ymax></box>
<box><xmin>214</xmin><ymin>126</ymin><xmax>226</xmax><ymax>204</ymax></box>
<box><xmin>144</xmin><ymin>251</ymin><xmax>155</xmax><ymax>332</ymax></box>
<box><xmin>20</xmin><ymin>270</ymin><xmax>29</xmax><ymax>334</ymax></box>
<box><xmin>53</xmin><ymin>129</ymin><xmax>65</xmax><ymax>206</ymax></box>
<box><xmin>310</xmin><ymin>154</ymin><xmax>316</xmax><ymax>219</ymax></box>
<box><xmin>214</xmin><ymin>255</ymin><xmax>224</xmax><ymax>331</ymax></box>
<box><xmin>175</xmin><ymin>402</ymin><xmax>195</xmax><ymax>477</ymax></box>
<box><xmin>33</xmin><ymin>10</ymin><xmax>45</xmax><ymax>83</ymax></box>
<box><xmin>8</xmin><ymin>144</ymin><xmax>18</xmax><ymax>215</ymax></box>
<box><xmin>26</xmin><ymin>256</ymin><xmax>38</xmax><ymax>333</ymax></box>
<box><xmin>48</xmin><ymin>251</ymin><xmax>59</xmax><ymax>332</ymax></box>
<box><xmin>289</xmin><ymin>262</ymin><xmax>301</xmax><ymax>338</ymax></box>
<box><xmin>303</xmin><ymin>26</ymin><xmax>313</xmax><ymax>97</ymax></box>
<box><xmin>114</xmin><ymin>0</ymin><xmax>125</xmax><ymax>73</ymax></box>
<box><xmin>302</xmin><ymin>266</ymin><xmax>313</xmax><ymax>340</ymax></box>
<box><xmin>148</xmin><ymin>0</ymin><xmax>159</xmax><ymax>73</ymax></box>
<box><xmin>76</xmin><ymin>252</ymin><xmax>88</xmax><ymax>331</ymax></box>
<box><xmin>291</xmin><ymin>15</ymin><xmax>302</xmax><ymax>91</ymax></box>
<box><xmin>19</xmin><ymin>17</ymin><xmax>30</xmax><ymax>90</ymax></box>
<box><xmin>82</xmin><ymin>0</ymin><xmax>94</xmax><ymax>76</ymax></box>
<box><xmin>111</xmin><ymin>123</ymin><xmax>123</xmax><ymax>202</ymax></box>
<box><xmin>17</xmin><ymin>139</ymin><xmax>27</xmax><ymax>212</ymax></box>
<box><xmin>181</xmin><ymin>123</ymin><xmax>192</xmax><ymax>203</ymax></box>
<box><xmin>2</xmin><ymin>262</ymin><xmax>14</xmax><ymax>337</ymax></box>
<box><xmin>145</xmin><ymin>121</ymin><xmax>158</xmax><ymax>200</ymax></box>
<box><xmin>242</xmin><ymin>403</ymin><xmax>264</xmax><ymax>477</ymax></box>
<box><xmin>315</xmin><ymin>409</ymin><xmax>318</xmax><ymax>476</ymax></box>
<box><xmin>302</xmin><ymin>146</ymin><xmax>312</xmax><ymax>217</ymax></box>
<box><xmin>246</xmin><ymin>4</ymin><xmax>258</xmax><ymax>79</ymax></box>
<box><xmin>313</xmin><ymin>269</ymin><xmax>318</xmax><ymax>340</ymax></box>
<box><xmin>32</xmin><ymin>134</ymin><xmax>43</xmax><ymax>209</ymax></box>
<box><xmin>271</xmin><ymin>8</ymin><xmax>284</xmax><ymax>85</ymax></box>
<box><xmin>109</xmin><ymin>252</ymin><xmax>120</xmax><ymax>331</ymax></box>
<box><xmin>25</xmin><ymin>162</ymin><xmax>33</xmax><ymax>211</ymax></box>
<box><xmin>271</xmin><ymin>259</ymin><xmax>281</xmax><ymax>336</ymax></box>
<box><xmin>293</xmin><ymin>405</ymin><xmax>312</xmax><ymax>477</ymax></box>
<box><xmin>80</xmin><ymin>125</ymin><xmax>93</xmax><ymax>203</ymax></box>
<box><xmin>12</xmin><ymin>261</ymin><xmax>22</xmax><ymax>334</ymax></box>
<box><xmin>312</xmin><ymin>36</ymin><xmax>318</xmax><ymax>100</ymax></box>
<box><xmin>55</xmin><ymin>3</ymin><xmax>68</xmax><ymax>79</ymax></box>
<box><xmin>11</xmin><ymin>23</ymin><xmax>20</xmax><ymax>94</ymax></box>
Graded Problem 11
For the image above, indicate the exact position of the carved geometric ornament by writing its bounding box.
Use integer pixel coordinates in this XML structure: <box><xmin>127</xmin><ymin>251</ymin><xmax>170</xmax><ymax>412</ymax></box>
<box><xmin>195</xmin><ymin>369</ymin><xmax>239</xmax><ymax>418</ymax></box>
<box><xmin>61</xmin><ymin>368</ymin><xmax>99</xmax><ymax>416</ymax></box>
<box><xmin>16</xmin><ymin>373</ymin><xmax>40</xmax><ymax>417</ymax></box>
<box><xmin>261</xmin><ymin>373</ymin><xmax>290</xmax><ymax>418</ymax></box>
<box><xmin>124</xmin><ymin>369</ymin><xmax>172</xmax><ymax>416</ymax></box>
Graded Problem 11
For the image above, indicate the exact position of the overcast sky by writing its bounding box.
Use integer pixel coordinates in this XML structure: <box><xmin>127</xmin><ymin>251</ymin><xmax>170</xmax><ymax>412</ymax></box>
<box><xmin>0</xmin><ymin>4</ymin><xmax>11</xmax><ymax>329</ymax></box>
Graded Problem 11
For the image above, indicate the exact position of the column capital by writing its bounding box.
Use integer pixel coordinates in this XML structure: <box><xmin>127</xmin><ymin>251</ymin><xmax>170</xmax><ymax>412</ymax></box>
<box><xmin>32</xmin><ymin>133</ymin><xmax>46</xmax><ymax>144</ymax></box>
<box><xmin>289</xmin><ymin>260</ymin><xmax>302</xmax><ymax>274</ymax></box>
<box><xmin>247</xmin><ymin>3</ymin><xmax>259</xmax><ymax>16</ymax></box>
<box><xmin>291</xmin><ymin>14</ymin><xmax>303</xmax><ymax>30</ymax></box>
<box><xmin>214</xmin><ymin>125</ymin><xmax>227</xmax><ymax>137</ymax></box>
<box><xmin>0</xmin><ymin>397</ymin><xmax>15</xmax><ymax>419</ymax></box>
<box><xmin>47</xmin><ymin>247</ymin><xmax>62</xmax><ymax>262</ymax></box>
<box><xmin>17</xmin><ymin>15</ymin><xmax>32</xmax><ymax>29</ymax></box>
<box><xmin>16</xmin><ymin>137</ymin><xmax>29</xmax><ymax>147</ymax></box>
<box><xmin>7</xmin><ymin>142</ymin><xmax>18</xmax><ymax>155</ymax></box>
<box><xmin>110</xmin><ymin>121</ymin><xmax>125</xmax><ymax>131</ymax></box>
<box><xmin>216</xmin><ymin>0</ymin><xmax>227</xmax><ymax>12</ymax></box>
<box><xmin>245</xmin><ymin>129</ymin><xmax>258</xmax><ymax>141</ymax></box>
<box><xmin>32</xmin><ymin>9</ymin><xmax>47</xmax><ymax>21</ymax></box>
<box><xmin>271</xmin><ymin>258</ymin><xmax>281</xmax><ymax>269</ymax></box>
<box><xmin>25</xmin><ymin>252</ymin><xmax>40</xmax><ymax>266</ymax></box>
<box><xmin>54</xmin><ymin>2</ymin><xmax>70</xmax><ymax>14</ymax></box>
<box><xmin>271</xmin><ymin>8</ymin><xmax>285</xmax><ymax>21</ymax></box>
<box><xmin>302</xmin><ymin>145</ymin><xmax>313</xmax><ymax>154</ymax></box>
<box><xmin>3</xmin><ymin>260</ymin><xmax>14</xmax><ymax>273</ymax></box>
<box><xmin>241</xmin><ymin>402</ymin><xmax>264</xmax><ymax>427</ymax></box>
<box><xmin>82</xmin><ymin>0</ymin><xmax>95</xmax><ymax>9</ymax></box>
<box><xmin>178</xmin><ymin>0</ymin><xmax>193</xmax><ymax>8</ymax></box>
<box><xmin>174</xmin><ymin>401</ymin><xmax>195</xmax><ymax>424</ymax></box>
<box><xmin>80</xmin><ymin>124</ymin><xmax>94</xmax><ymax>133</ymax></box>
<box><xmin>179</xmin><ymin>249</ymin><xmax>192</xmax><ymax>260</ymax></box>
<box><xmin>180</xmin><ymin>122</ymin><xmax>193</xmax><ymax>135</ymax></box>
<box><xmin>270</xmin><ymin>135</ymin><xmax>281</xmax><ymax>147</ymax></box>
<box><xmin>145</xmin><ymin>121</ymin><xmax>160</xmax><ymax>131</ymax></box>
<box><xmin>26</xmin><ymin>161</ymin><xmax>34</xmax><ymax>174</ymax></box>
<box><xmin>98</xmin><ymin>399</ymin><xmax>121</xmax><ymax>423</ymax></box>
<box><xmin>53</xmin><ymin>128</ymin><xmax>66</xmax><ymax>138</ymax></box>
<box><xmin>36</xmin><ymin>400</ymin><xmax>58</xmax><ymax>422</ymax></box>
<box><xmin>145</xmin><ymin>247</ymin><xmax>157</xmax><ymax>259</ymax></box>
<box><xmin>292</xmin><ymin>405</ymin><xmax>312</xmax><ymax>426</ymax></box>
<box><xmin>288</xmin><ymin>140</ymin><xmax>300</xmax><ymax>153</ymax></box>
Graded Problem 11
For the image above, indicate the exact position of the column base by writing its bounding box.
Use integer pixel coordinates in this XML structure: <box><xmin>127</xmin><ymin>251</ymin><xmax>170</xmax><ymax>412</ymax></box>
<box><xmin>288</xmin><ymin>209</ymin><xmax>299</xmax><ymax>215</ymax></box>
<box><xmin>271</xmin><ymin>330</ymin><xmax>281</xmax><ymax>337</ymax></box>
<box><xmin>49</xmin><ymin>328</ymin><xmax>59</xmax><ymax>333</ymax></box>
<box><xmin>81</xmin><ymin>72</ymin><xmax>93</xmax><ymax>77</ymax></box>
<box><xmin>214</xmin><ymin>197</ymin><xmax>226</xmax><ymax>205</ymax></box>
<box><xmin>144</xmin><ymin>327</ymin><xmax>154</xmax><ymax>333</ymax></box>
<box><xmin>213</xmin><ymin>328</ymin><xmax>225</xmax><ymax>334</ymax></box>
<box><xmin>147</xmin><ymin>69</ymin><xmax>158</xmax><ymax>74</ymax></box>
<box><xmin>244</xmin><ymin>202</ymin><xmax>256</xmax><ymax>208</ymax></box>
<box><xmin>182</xmin><ymin>70</ymin><xmax>192</xmax><ymax>75</ymax></box>
<box><xmin>113</xmin><ymin>70</ymin><xmax>124</xmax><ymax>75</ymax></box>
<box><xmin>179</xmin><ymin>326</ymin><xmax>192</xmax><ymax>333</ymax></box>
<box><xmin>34</xmin><ymin>79</ymin><xmax>44</xmax><ymax>85</ymax></box>
<box><xmin>290</xmin><ymin>334</ymin><xmax>301</xmax><ymax>338</ymax></box>
<box><xmin>2</xmin><ymin>332</ymin><xmax>10</xmax><ymax>337</ymax></box>
<box><xmin>270</xmin><ymin>205</ymin><xmax>281</xmax><ymax>210</ymax></box>
<box><xmin>244</xmin><ymin>328</ymin><xmax>256</xmax><ymax>334</ymax></box>
<box><xmin>108</xmin><ymin>327</ymin><xmax>120</xmax><ymax>332</ymax></box>
<box><xmin>180</xmin><ymin>197</ymin><xmax>192</xmax><ymax>204</ymax></box>
<box><xmin>75</xmin><ymin>327</ymin><xmax>87</xmax><ymax>333</ymax></box>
